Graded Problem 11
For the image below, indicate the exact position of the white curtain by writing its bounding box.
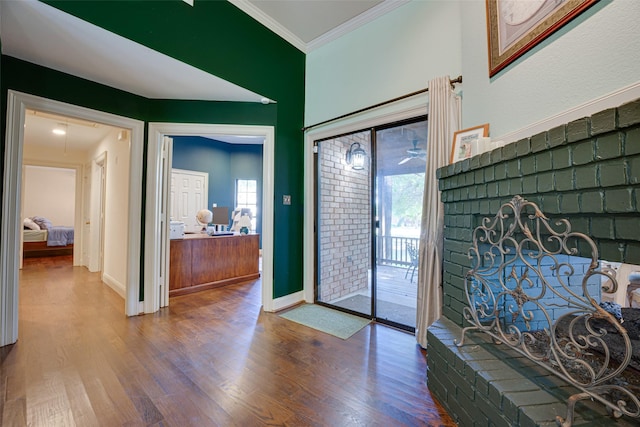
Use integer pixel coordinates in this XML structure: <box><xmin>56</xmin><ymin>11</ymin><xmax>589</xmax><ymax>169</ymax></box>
<box><xmin>415</xmin><ymin>76</ymin><xmax>461</xmax><ymax>348</ymax></box>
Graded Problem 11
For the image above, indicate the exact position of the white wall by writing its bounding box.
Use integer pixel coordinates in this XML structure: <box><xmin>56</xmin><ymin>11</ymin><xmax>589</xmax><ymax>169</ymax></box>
<box><xmin>305</xmin><ymin>0</ymin><xmax>462</xmax><ymax>127</ymax></box>
<box><xmin>88</xmin><ymin>129</ymin><xmax>131</xmax><ymax>292</ymax></box>
<box><xmin>306</xmin><ymin>0</ymin><xmax>640</xmax><ymax>143</ymax></box>
<box><xmin>22</xmin><ymin>165</ymin><xmax>75</xmax><ymax>226</ymax></box>
<box><xmin>461</xmin><ymin>0</ymin><xmax>640</xmax><ymax>141</ymax></box>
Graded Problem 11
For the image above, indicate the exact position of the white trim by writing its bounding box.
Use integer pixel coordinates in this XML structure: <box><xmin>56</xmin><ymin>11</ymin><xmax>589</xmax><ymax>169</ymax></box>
<box><xmin>228</xmin><ymin>0</ymin><xmax>306</xmax><ymax>52</ymax></box>
<box><xmin>145</xmin><ymin>123</ymin><xmax>275</xmax><ymax>314</ymax></box>
<box><xmin>303</xmin><ymin>101</ymin><xmax>429</xmax><ymax>308</ymax></box>
<box><xmin>229</xmin><ymin>0</ymin><xmax>409</xmax><ymax>53</ymax></box>
<box><xmin>307</xmin><ymin>0</ymin><xmax>410</xmax><ymax>52</ymax></box>
<box><xmin>1</xmin><ymin>91</ymin><xmax>144</xmax><ymax>347</ymax></box>
<box><xmin>496</xmin><ymin>81</ymin><xmax>640</xmax><ymax>144</ymax></box>
<box><xmin>272</xmin><ymin>291</ymin><xmax>305</xmax><ymax>312</ymax></box>
<box><xmin>102</xmin><ymin>272</ymin><xmax>126</xmax><ymax>298</ymax></box>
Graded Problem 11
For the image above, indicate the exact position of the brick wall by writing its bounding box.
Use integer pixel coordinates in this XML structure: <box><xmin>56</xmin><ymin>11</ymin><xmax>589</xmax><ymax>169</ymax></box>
<box><xmin>427</xmin><ymin>98</ymin><xmax>640</xmax><ymax>426</ymax></box>
<box><xmin>437</xmin><ymin>98</ymin><xmax>640</xmax><ymax>326</ymax></box>
<box><xmin>318</xmin><ymin>132</ymin><xmax>371</xmax><ymax>301</ymax></box>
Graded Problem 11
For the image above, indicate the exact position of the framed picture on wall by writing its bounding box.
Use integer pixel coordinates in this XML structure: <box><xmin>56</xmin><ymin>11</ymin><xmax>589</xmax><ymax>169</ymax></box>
<box><xmin>450</xmin><ymin>124</ymin><xmax>489</xmax><ymax>164</ymax></box>
<box><xmin>486</xmin><ymin>0</ymin><xmax>599</xmax><ymax>77</ymax></box>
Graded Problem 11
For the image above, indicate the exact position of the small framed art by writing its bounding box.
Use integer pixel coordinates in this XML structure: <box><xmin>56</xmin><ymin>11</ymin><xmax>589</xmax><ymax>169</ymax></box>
<box><xmin>450</xmin><ymin>124</ymin><xmax>489</xmax><ymax>164</ymax></box>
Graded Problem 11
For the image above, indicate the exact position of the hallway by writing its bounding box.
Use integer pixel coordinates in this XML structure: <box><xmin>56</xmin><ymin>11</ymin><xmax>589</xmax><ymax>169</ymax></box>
<box><xmin>3</xmin><ymin>256</ymin><xmax>455</xmax><ymax>426</ymax></box>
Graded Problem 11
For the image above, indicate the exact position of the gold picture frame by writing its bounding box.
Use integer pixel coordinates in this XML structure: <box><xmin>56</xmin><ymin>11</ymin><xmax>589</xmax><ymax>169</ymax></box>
<box><xmin>486</xmin><ymin>0</ymin><xmax>599</xmax><ymax>77</ymax></box>
<box><xmin>450</xmin><ymin>124</ymin><xmax>489</xmax><ymax>164</ymax></box>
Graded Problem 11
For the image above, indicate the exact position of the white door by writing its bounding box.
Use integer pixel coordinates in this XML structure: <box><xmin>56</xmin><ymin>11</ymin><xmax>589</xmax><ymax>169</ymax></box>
<box><xmin>89</xmin><ymin>153</ymin><xmax>106</xmax><ymax>273</ymax></box>
<box><xmin>171</xmin><ymin>168</ymin><xmax>208</xmax><ymax>232</ymax></box>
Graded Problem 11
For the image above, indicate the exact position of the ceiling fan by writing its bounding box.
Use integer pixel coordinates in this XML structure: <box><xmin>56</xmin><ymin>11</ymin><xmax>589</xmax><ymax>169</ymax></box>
<box><xmin>398</xmin><ymin>138</ymin><xmax>426</xmax><ymax>165</ymax></box>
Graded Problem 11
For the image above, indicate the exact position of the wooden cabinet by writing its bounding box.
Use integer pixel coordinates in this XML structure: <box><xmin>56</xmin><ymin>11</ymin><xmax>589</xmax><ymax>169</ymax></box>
<box><xmin>169</xmin><ymin>234</ymin><xmax>260</xmax><ymax>297</ymax></box>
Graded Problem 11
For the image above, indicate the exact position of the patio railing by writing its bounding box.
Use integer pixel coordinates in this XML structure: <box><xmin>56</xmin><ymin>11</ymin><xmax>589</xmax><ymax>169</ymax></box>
<box><xmin>377</xmin><ymin>235</ymin><xmax>419</xmax><ymax>267</ymax></box>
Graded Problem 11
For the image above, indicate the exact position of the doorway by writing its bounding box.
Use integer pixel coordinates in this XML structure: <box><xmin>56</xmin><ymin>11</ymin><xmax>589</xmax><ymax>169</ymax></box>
<box><xmin>145</xmin><ymin>123</ymin><xmax>275</xmax><ymax>314</ymax></box>
<box><xmin>314</xmin><ymin>117</ymin><xmax>427</xmax><ymax>331</ymax></box>
<box><xmin>1</xmin><ymin>91</ymin><xmax>145</xmax><ymax>346</ymax></box>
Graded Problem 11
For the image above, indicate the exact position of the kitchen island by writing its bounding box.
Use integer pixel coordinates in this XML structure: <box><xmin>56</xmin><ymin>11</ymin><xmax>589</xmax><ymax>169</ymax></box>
<box><xmin>169</xmin><ymin>233</ymin><xmax>260</xmax><ymax>297</ymax></box>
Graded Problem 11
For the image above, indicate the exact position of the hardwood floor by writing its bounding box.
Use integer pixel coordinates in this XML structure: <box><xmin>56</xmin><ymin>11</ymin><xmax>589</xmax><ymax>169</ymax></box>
<box><xmin>3</xmin><ymin>256</ymin><xmax>456</xmax><ymax>426</ymax></box>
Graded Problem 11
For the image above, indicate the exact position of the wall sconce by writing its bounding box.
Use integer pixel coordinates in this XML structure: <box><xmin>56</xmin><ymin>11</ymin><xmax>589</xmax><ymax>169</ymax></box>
<box><xmin>345</xmin><ymin>142</ymin><xmax>366</xmax><ymax>170</ymax></box>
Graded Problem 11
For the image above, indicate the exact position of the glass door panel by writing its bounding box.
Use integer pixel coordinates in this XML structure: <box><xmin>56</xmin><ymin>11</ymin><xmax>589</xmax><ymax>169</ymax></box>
<box><xmin>316</xmin><ymin>131</ymin><xmax>372</xmax><ymax>316</ymax></box>
<box><xmin>374</xmin><ymin>119</ymin><xmax>427</xmax><ymax>329</ymax></box>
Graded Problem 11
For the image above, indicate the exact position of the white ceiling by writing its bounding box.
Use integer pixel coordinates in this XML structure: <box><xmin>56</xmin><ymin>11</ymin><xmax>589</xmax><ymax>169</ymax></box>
<box><xmin>1</xmin><ymin>0</ymin><xmax>404</xmax><ymax>149</ymax></box>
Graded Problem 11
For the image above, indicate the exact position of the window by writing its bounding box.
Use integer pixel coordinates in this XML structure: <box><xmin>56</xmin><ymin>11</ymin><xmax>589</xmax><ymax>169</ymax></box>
<box><xmin>236</xmin><ymin>179</ymin><xmax>257</xmax><ymax>230</ymax></box>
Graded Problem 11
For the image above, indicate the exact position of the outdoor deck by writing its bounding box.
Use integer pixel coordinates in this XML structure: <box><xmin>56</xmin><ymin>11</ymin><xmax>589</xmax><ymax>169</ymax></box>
<box><xmin>330</xmin><ymin>264</ymin><xmax>418</xmax><ymax>328</ymax></box>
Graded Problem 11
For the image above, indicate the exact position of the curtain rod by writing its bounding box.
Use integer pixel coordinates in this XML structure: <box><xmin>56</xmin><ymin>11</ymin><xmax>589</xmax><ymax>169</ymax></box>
<box><xmin>302</xmin><ymin>75</ymin><xmax>462</xmax><ymax>132</ymax></box>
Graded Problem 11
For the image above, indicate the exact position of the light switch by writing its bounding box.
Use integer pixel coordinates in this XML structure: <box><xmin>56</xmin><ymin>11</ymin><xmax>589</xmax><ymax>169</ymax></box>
<box><xmin>283</xmin><ymin>195</ymin><xmax>291</xmax><ymax>205</ymax></box>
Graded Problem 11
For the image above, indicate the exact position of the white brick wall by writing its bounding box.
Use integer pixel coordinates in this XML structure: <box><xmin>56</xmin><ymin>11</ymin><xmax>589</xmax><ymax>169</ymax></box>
<box><xmin>318</xmin><ymin>132</ymin><xmax>371</xmax><ymax>302</ymax></box>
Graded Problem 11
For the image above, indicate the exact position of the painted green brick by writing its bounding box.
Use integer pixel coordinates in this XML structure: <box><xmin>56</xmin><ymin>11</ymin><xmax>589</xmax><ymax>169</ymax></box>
<box><xmin>615</xmin><ymin>217</ymin><xmax>640</xmax><ymax>241</ymax></box>
<box><xmin>509</xmin><ymin>178</ymin><xmax>523</xmax><ymax>195</ymax></box>
<box><xmin>581</xmin><ymin>191</ymin><xmax>604</xmax><ymax>213</ymax></box>
<box><xmin>626</xmin><ymin>128</ymin><xmax>640</xmax><ymax>155</ymax></box>
<box><xmin>520</xmin><ymin>155</ymin><xmax>535</xmax><ymax>175</ymax></box>
<box><xmin>505</xmin><ymin>160</ymin><xmax>520</xmax><ymax>178</ymax></box>
<box><xmin>537</xmin><ymin>171</ymin><xmax>554</xmax><ymax>192</ymax></box>
<box><xmin>600</xmin><ymin>241</ymin><xmax>624</xmax><ymax>262</ymax></box>
<box><xmin>535</xmin><ymin>151</ymin><xmax>552</xmax><ymax>172</ymax></box>
<box><xmin>591</xmin><ymin>217</ymin><xmax>615</xmax><ymax>239</ymax></box>
<box><xmin>590</xmin><ymin>108</ymin><xmax>617</xmax><ymax>135</ymax></box>
<box><xmin>530</xmin><ymin>132</ymin><xmax>548</xmax><ymax>153</ymax></box>
<box><xmin>474</xmin><ymin>168</ymin><xmax>484</xmax><ymax>184</ymax></box>
<box><xmin>470</xmin><ymin>154</ymin><xmax>481</xmax><ymax>170</ymax></box>
<box><xmin>454</xmin><ymin>161</ymin><xmax>463</xmax><ymax>174</ymax></box>
<box><xmin>515</xmin><ymin>138</ymin><xmax>531</xmax><ymax>156</ymax></box>
<box><xmin>599</xmin><ymin>159</ymin><xmax>627</xmax><ymax>187</ymax></box>
<box><xmin>596</xmin><ymin>132</ymin><xmax>623</xmax><ymax>160</ymax></box>
<box><xmin>555</xmin><ymin>169</ymin><xmax>573</xmax><ymax>191</ymax></box>
<box><xmin>479</xmin><ymin>151</ymin><xmax>492</xmax><ymax>168</ymax></box>
<box><xmin>571</xmin><ymin>217</ymin><xmax>590</xmax><ymax>235</ymax></box>
<box><xmin>494</xmin><ymin>163</ymin><xmax>507</xmax><ymax>180</ymax></box>
<box><xmin>468</xmin><ymin>185</ymin><xmax>477</xmax><ymax>200</ymax></box>
<box><xmin>628</xmin><ymin>155</ymin><xmax>640</xmax><ymax>185</ymax></box>
<box><xmin>551</xmin><ymin>147</ymin><xmax>571</xmax><ymax>169</ymax></box>
<box><xmin>502</xmin><ymin>142</ymin><xmax>517</xmax><ymax>160</ymax></box>
<box><xmin>567</xmin><ymin>117</ymin><xmax>590</xmax><ymax>142</ymax></box>
<box><xmin>627</xmin><ymin>242</ymin><xmax>640</xmax><ymax>265</ymax></box>
<box><xmin>498</xmin><ymin>180</ymin><xmax>511</xmax><ymax>197</ymax></box>
<box><xmin>462</xmin><ymin>158</ymin><xmax>471</xmax><ymax>172</ymax></box>
<box><xmin>574</xmin><ymin>165</ymin><xmax>598</xmax><ymax>189</ymax></box>
<box><xmin>560</xmin><ymin>193</ymin><xmax>580</xmax><ymax>213</ymax></box>
<box><xmin>485</xmin><ymin>165</ymin><xmax>495</xmax><ymax>182</ymax></box>
<box><xmin>486</xmin><ymin>182</ymin><xmax>498</xmax><ymax>198</ymax></box>
<box><xmin>572</xmin><ymin>140</ymin><xmax>594</xmax><ymax>165</ymax></box>
<box><xmin>618</xmin><ymin>99</ymin><xmax>640</xmax><ymax>127</ymax></box>
<box><xmin>479</xmin><ymin>199</ymin><xmax>490</xmax><ymax>215</ymax></box>
<box><xmin>491</xmin><ymin>148</ymin><xmax>503</xmax><ymax>164</ymax></box>
<box><xmin>522</xmin><ymin>175</ymin><xmax>537</xmax><ymax>194</ymax></box>
<box><xmin>605</xmin><ymin>188</ymin><xmax>634</xmax><ymax>212</ymax></box>
<box><xmin>548</xmin><ymin>125</ymin><xmax>567</xmax><ymax>148</ymax></box>
<box><xmin>636</xmin><ymin>188</ymin><xmax>640</xmax><ymax>213</ymax></box>
<box><xmin>477</xmin><ymin>184</ymin><xmax>487</xmax><ymax>198</ymax></box>
<box><xmin>541</xmin><ymin>194</ymin><xmax>560</xmax><ymax>214</ymax></box>
<box><xmin>446</xmin><ymin>164</ymin><xmax>455</xmax><ymax>177</ymax></box>
<box><xmin>490</xmin><ymin>199</ymin><xmax>501</xmax><ymax>214</ymax></box>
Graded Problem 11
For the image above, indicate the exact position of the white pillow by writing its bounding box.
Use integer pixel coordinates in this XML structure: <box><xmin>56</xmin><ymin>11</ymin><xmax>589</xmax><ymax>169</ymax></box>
<box><xmin>23</xmin><ymin>218</ymin><xmax>40</xmax><ymax>230</ymax></box>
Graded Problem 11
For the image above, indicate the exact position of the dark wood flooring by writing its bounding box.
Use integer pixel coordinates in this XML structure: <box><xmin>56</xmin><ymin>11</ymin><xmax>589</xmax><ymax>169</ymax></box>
<box><xmin>2</xmin><ymin>255</ymin><xmax>455</xmax><ymax>426</ymax></box>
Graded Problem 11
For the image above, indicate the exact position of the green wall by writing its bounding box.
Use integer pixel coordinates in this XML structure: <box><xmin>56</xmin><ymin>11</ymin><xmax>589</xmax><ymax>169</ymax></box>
<box><xmin>2</xmin><ymin>0</ymin><xmax>305</xmax><ymax>301</ymax></box>
<box><xmin>42</xmin><ymin>0</ymin><xmax>305</xmax><ymax>298</ymax></box>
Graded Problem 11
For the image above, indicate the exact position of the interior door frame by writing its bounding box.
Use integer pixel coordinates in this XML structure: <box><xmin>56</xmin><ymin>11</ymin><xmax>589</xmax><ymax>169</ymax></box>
<box><xmin>1</xmin><ymin>90</ymin><xmax>145</xmax><ymax>346</ymax></box>
<box><xmin>145</xmin><ymin>123</ymin><xmax>275</xmax><ymax>314</ymax></box>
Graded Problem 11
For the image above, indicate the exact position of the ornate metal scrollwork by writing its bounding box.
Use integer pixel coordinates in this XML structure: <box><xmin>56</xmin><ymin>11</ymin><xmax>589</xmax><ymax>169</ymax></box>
<box><xmin>456</xmin><ymin>195</ymin><xmax>639</xmax><ymax>426</ymax></box>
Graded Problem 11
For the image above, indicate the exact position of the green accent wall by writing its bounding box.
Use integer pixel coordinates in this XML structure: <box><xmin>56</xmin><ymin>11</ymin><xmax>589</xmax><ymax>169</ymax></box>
<box><xmin>43</xmin><ymin>0</ymin><xmax>305</xmax><ymax>299</ymax></box>
<box><xmin>2</xmin><ymin>0</ymin><xmax>305</xmax><ymax>300</ymax></box>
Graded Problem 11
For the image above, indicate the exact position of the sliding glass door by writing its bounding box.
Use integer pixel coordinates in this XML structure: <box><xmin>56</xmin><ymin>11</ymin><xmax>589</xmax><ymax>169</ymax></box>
<box><xmin>315</xmin><ymin>117</ymin><xmax>427</xmax><ymax>331</ymax></box>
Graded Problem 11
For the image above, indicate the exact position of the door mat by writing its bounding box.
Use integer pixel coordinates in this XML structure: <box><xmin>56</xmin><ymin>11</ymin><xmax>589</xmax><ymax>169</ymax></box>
<box><xmin>279</xmin><ymin>304</ymin><xmax>370</xmax><ymax>339</ymax></box>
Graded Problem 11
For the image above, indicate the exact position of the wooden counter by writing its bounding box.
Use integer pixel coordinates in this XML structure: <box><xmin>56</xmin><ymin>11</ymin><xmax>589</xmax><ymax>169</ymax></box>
<box><xmin>169</xmin><ymin>233</ymin><xmax>260</xmax><ymax>297</ymax></box>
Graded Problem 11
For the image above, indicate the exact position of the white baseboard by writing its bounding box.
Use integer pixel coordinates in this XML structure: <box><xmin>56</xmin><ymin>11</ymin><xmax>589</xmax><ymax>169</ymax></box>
<box><xmin>497</xmin><ymin>81</ymin><xmax>640</xmax><ymax>144</ymax></box>
<box><xmin>102</xmin><ymin>272</ymin><xmax>125</xmax><ymax>298</ymax></box>
<box><xmin>271</xmin><ymin>291</ymin><xmax>305</xmax><ymax>312</ymax></box>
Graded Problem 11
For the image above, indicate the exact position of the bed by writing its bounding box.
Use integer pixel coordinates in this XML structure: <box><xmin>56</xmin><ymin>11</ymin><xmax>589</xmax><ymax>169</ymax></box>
<box><xmin>22</xmin><ymin>217</ymin><xmax>74</xmax><ymax>258</ymax></box>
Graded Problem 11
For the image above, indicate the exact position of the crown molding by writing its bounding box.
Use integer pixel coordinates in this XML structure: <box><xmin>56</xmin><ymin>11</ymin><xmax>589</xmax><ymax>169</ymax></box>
<box><xmin>228</xmin><ymin>0</ymin><xmax>307</xmax><ymax>52</ymax></box>
<box><xmin>229</xmin><ymin>0</ymin><xmax>409</xmax><ymax>54</ymax></box>
<box><xmin>307</xmin><ymin>0</ymin><xmax>409</xmax><ymax>52</ymax></box>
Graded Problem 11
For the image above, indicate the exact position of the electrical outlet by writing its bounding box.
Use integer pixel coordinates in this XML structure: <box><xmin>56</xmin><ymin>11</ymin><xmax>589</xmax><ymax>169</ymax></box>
<box><xmin>283</xmin><ymin>195</ymin><xmax>291</xmax><ymax>205</ymax></box>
